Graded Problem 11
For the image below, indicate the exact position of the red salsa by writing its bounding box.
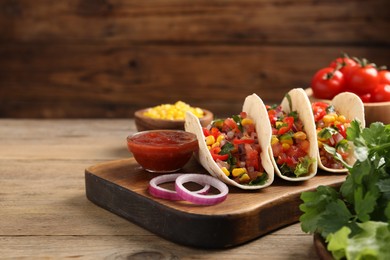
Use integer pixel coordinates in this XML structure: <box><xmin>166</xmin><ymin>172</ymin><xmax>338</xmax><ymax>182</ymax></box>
<box><xmin>267</xmin><ymin>105</ymin><xmax>315</xmax><ymax>177</ymax></box>
<box><xmin>127</xmin><ymin>130</ymin><xmax>198</xmax><ymax>173</ymax></box>
<box><xmin>312</xmin><ymin>102</ymin><xmax>351</xmax><ymax>169</ymax></box>
<box><xmin>203</xmin><ymin>112</ymin><xmax>268</xmax><ymax>185</ymax></box>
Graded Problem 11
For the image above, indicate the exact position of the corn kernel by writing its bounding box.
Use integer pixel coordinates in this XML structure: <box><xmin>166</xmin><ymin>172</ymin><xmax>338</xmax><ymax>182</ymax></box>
<box><xmin>276</xmin><ymin>121</ymin><xmax>284</xmax><ymax>128</ymax></box>
<box><xmin>337</xmin><ymin>115</ymin><xmax>346</xmax><ymax>123</ymax></box>
<box><xmin>280</xmin><ymin>137</ymin><xmax>293</xmax><ymax>145</ymax></box>
<box><xmin>322</xmin><ymin>114</ymin><xmax>336</xmax><ymax>124</ymax></box>
<box><xmin>207</xmin><ymin>145</ymin><xmax>211</xmax><ymax>150</ymax></box>
<box><xmin>211</xmin><ymin>142</ymin><xmax>220</xmax><ymax>148</ymax></box>
<box><xmin>205</xmin><ymin>135</ymin><xmax>215</xmax><ymax>145</ymax></box>
<box><xmin>232</xmin><ymin>168</ymin><xmax>247</xmax><ymax>177</ymax></box>
<box><xmin>334</xmin><ymin>120</ymin><xmax>341</xmax><ymax>126</ymax></box>
<box><xmin>241</xmin><ymin>118</ymin><xmax>253</xmax><ymax>126</ymax></box>
<box><xmin>143</xmin><ymin>101</ymin><xmax>204</xmax><ymax>120</ymax></box>
<box><xmin>271</xmin><ymin>136</ymin><xmax>279</xmax><ymax>145</ymax></box>
<box><xmin>239</xmin><ymin>173</ymin><xmax>250</xmax><ymax>182</ymax></box>
<box><xmin>282</xmin><ymin>143</ymin><xmax>290</xmax><ymax>151</ymax></box>
<box><xmin>221</xmin><ymin>167</ymin><xmax>230</xmax><ymax>177</ymax></box>
<box><xmin>216</xmin><ymin>135</ymin><xmax>225</xmax><ymax>143</ymax></box>
<box><xmin>293</xmin><ymin>131</ymin><xmax>307</xmax><ymax>140</ymax></box>
<box><xmin>318</xmin><ymin>141</ymin><xmax>323</xmax><ymax>148</ymax></box>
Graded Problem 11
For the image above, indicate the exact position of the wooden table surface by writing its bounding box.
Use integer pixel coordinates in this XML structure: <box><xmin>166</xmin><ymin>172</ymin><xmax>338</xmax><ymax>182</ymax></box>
<box><xmin>0</xmin><ymin>119</ymin><xmax>319</xmax><ymax>259</ymax></box>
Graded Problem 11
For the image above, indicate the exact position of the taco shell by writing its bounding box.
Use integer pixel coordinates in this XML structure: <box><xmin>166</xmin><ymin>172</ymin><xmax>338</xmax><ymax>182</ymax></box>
<box><xmin>184</xmin><ymin>93</ymin><xmax>274</xmax><ymax>190</ymax></box>
<box><xmin>269</xmin><ymin>88</ymin><xmax>318</xmax><ymax>181</ymax></box>
<box><xmin>317</xmin><ymin>91</ymin><xmax>365</xmax><ymax>172</ymax></box>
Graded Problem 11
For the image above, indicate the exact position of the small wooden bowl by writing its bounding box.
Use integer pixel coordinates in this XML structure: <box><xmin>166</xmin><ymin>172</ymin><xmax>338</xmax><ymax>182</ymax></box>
<box><xmin>134</xmin><ymin>108</ymin><xmax>214</xmax><ymax>132</ymax></box>
<box><xmin>305</xmin><ymin>88</ymin><xmax>390</xmax><ymax>125</ymax></box>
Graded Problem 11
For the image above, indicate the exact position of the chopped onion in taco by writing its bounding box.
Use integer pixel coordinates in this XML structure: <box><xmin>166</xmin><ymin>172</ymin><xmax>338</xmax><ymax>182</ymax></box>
<box><xmin>267</xmin><ymin>88</ymin><xmax>318</xmax><ymax>181</ymax></box>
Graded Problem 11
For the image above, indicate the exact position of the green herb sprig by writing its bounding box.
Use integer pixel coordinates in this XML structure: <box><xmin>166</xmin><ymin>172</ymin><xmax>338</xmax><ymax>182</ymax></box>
<box><xmin>299</xmin><ymin>120</ymin><xmax>390</xmax><ymax>259</ymax></box>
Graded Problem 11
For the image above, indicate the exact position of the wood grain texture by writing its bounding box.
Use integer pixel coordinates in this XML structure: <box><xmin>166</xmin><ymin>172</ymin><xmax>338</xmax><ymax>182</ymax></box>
<box><xmin>1</xmin><ymin>0</ymin><xmax>389</xmax><ymax>44</ymax></box>
<box><xmin>0</xmin><ymin>0</ymin><xmax>389</xmax><ymax>118</ymax></box>
<box><xmin>85</xmin><ymin>157</ymin><xmax>345</xmax><ymax>248</ymax></box>
<box><xmin>1</xmin><ymin>119</ymin><xmax>320</xmax><ymax>259</ymax></box>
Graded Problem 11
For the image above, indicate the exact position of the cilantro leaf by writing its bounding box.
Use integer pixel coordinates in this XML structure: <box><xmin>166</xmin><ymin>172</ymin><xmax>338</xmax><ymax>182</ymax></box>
<box><xmin>299</xmin><ymin>185</ymin><xmax>340</xmax><ymax>236</ymax></box>
<box><xmin>300</xmin><ymin>120</ymin><xmax>390</xmax><ymax>259</ymax></box>
<box><xmin>294</xmin><ymin>156</ymin><xmax>315</xmax><ymax>177</ymax></box>
<box><xmin>318</xmin><ymin>127</ymin><xmax>339</xmax><ymax>140</ymax></box>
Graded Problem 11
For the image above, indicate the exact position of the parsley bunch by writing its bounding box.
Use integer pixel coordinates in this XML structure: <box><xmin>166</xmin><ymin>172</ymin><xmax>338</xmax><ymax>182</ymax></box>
<box><xmin>299</xmin><ymin>121</ymin><xmax>390</xmax><ymax>259</ymax></box>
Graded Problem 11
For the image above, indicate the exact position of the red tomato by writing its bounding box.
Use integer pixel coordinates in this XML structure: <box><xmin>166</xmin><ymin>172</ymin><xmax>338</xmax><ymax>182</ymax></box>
<box><xmin>267</xmin><ymin>109</ymin><xmax>277</xmax><ymax>125</ymax></box>
<box><xmin>371</xmin><ymin>84</ymin><xmax>390</xmax><ymax>102</ymax></box>
<box><xmin>297</xmin><ymin>139</ymin><xmax>310</xmax><ymax>153</ymax></box>
<box><xmin>277</xmin><ymin>116</ymin><xmax>294</xmax><ymax>135</ymax></box>
<box><xmin>233</xmin><ymin>138</ymin><xmax>255</xmax><ymax>145</ymax></box>
<box><xmin>329</xmin><ymin>56</ymin><xmax>357</xmax><ymax>76</ymax></box>
<box><xmin>272</xmin><ymin>142</ymin><xmax>282</xmax><ymax>157</ymax></box>
<box><xmin>359</xmin><ymin>93</ymin><xmax>372</xmax><ymax>103</ymax></box>
<box><xmin>378</xmin><ymin>70</ymin><xmax>390</xmax><ymax>84</ymax></box>
<box><xmin>347</xmin><ymin>65</ymin><xmax>379</xmax><ymax>95</ymax></box>
<box><xmin>312</xmin><ymin>102</ymin><xmax>329</xmax><ymax>122</ymax></box>
<box><xmin>210</xmin><ymin>146</ymin><xmax>229</xmax><ymax>161</ymax></box>
<box><xmin>245</xmin><ymin>145</ymin><xmax>259</xmax><ymax>170</ymax></box>
<box><xmin>222</xmin><ymin>118</ymin><xmax>238</xmax><ymax>132</ymax></box>
<box><xmin>336</xmin><ymin>123</ymin><xmax>347</xmax><ymax>138</ymax></box>
<box><xmin>311</xmin><ymin>67</ymin><xmax>346</xmax><ymax>99</ymax></box>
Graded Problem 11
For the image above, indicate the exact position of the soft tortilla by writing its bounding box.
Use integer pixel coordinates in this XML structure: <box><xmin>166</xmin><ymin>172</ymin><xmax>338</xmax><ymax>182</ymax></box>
<box><xmin>184</xmin><ymin>93</ymin><xmax>274</xmax><ymax>190</ymax></box>
<box><xmin>317</xmin><ymin>91</ymin><xmax>365</xmax><ymax>172</ymax></box>
<box><xmin>269</xmin><ymin>88</ymin><xmax>318</xmax><ymax>181</ymax></box>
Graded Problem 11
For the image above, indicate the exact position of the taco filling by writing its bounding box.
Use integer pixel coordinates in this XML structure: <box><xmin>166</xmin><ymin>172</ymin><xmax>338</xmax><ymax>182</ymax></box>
<box><xmin>202</xmin><ymin>112</ymin><xmax>268</xmax><ymax>185</ymax></box>
<box><xmin>312</xmin><ymin>101</ymin><xmax>352</xmax><ymax>169</ymax></box>
<box><xmin>267</xmin><ymin>104</ymin><xmax>315</xmax><ymax>178</ymax></box>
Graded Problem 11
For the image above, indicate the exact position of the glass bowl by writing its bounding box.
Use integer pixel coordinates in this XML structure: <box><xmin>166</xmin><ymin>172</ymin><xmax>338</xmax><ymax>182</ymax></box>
<box><xmin>127</xmin><ymin>130</ymin><xmax>199</xmax><ymax>173</ymax></box>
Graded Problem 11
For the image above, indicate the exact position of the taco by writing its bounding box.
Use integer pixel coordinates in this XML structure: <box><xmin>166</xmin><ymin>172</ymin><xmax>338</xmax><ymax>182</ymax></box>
<box><xmin>312</xmin><ymin>92</ymin><xmax>365</xmax><ymax>172</ymax></box>
<box><xmin>184</xmin><ymin>93</ymin><xmax>274</xmax><ymax>190</ymax></box>
<box><xmin>267</xmin><ymin>88</ymin><xmax>318</xmax><ymax>181</ymax></box>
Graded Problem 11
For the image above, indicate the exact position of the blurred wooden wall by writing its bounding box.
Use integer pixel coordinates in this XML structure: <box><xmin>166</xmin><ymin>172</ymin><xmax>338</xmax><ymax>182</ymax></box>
<box><xmin>0</xmin><ymin>0</ymin><xmax>389</xmax><ymax>118</ymax></box>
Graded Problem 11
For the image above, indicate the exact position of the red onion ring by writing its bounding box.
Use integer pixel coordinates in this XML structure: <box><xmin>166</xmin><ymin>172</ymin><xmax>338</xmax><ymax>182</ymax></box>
<box><xmin>149</xmin><ymin>173</ymin><xmax>210</xmax><ymax>201</ymax></box>
<box><xmin>175</xmin><ymin>174</ymin><xmax>228</xmax><ymax>205</ymax></box>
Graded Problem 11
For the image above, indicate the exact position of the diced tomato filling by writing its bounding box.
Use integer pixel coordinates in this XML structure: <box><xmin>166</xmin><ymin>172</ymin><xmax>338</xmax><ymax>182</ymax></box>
<box><xmin>312</xmin><ymin>102</ymin><xmax>352</xmax><ymax>169</ymax></box>
<box><xmin>267</xmin><ymin>105</ymin><xmax>314</xmax><ymax>177</ymax></box>
<box><xmin>202</xmin><ymin>112</ymin><xmax>267</xmax><ymax>185</ymax></box>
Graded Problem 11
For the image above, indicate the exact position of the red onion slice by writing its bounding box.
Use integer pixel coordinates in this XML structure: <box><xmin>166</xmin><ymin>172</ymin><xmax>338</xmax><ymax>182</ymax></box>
<box><xmin>175</xmin><ymin>174</ymin><xmax>229</xmax><ymax>205</ymax></box>
<box><xmin>149</xmin><ymin>173</ymin><xmax>210</xmax><ymax>201</ymax></box>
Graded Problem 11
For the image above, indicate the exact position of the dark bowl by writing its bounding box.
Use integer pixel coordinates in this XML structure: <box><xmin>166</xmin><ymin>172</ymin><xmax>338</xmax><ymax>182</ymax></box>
<box><xmin>134</xmin><ymin>108</ymin><xmax>214</xmax><ymax>131</ymax></box>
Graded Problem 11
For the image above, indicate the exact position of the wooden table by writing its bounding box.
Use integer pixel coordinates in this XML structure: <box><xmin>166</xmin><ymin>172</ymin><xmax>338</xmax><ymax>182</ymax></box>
<box><xmin>0</xmin><ymin>119</ymin><xmax>319</xmax><ymax>259</ymax></box>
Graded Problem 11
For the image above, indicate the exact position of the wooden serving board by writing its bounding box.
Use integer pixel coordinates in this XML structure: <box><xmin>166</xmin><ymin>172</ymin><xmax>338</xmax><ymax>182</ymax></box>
<box><xmin>85</xmin><ymin>158</ymin><xmax>346</xmax><ymax>249</ymax></box>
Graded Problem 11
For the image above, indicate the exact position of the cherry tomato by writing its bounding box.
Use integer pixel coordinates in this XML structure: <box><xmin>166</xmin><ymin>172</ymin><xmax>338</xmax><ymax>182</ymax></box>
<box><xmin>329</xmin><ymin>56</ymin><xmax>357</xmax><ymax>76</ymax></box>
<box><xmin>371</xmin><ymin>84</ymin><xmax>390</xmax><ymax>102</ymax></box>
<box><xmin>359</xmin><ymin>93</ymin><xmax>372</xmax><ymax>103</ymax></box>
<box><xmin>311</xmin><ymin>67</ymin><xmax>345</xmax><ymax>99</ymax></box>
<box><xmin>347</xmin><ymin>65</ymin><xmax>379</xmax><ymax>95</ymax></box>
<box><xmin>378</xmin><ymin>70</ymin><xmax>390</xmax><ymax>84</ymax></box>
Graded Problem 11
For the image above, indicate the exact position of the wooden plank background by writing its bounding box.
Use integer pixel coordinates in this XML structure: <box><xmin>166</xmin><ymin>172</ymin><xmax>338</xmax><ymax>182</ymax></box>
<box><xmin>0</xmin><ymin>0</ymin><xmax>389</xmax><ymax>118</ymax></box>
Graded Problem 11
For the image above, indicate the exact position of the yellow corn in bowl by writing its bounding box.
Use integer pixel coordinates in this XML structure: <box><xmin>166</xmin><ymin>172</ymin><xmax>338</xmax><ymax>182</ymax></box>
<box><xmin>134</xmin><ymin>101</ymin><xmax>214</xmax><ymax>131</ymax></box>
